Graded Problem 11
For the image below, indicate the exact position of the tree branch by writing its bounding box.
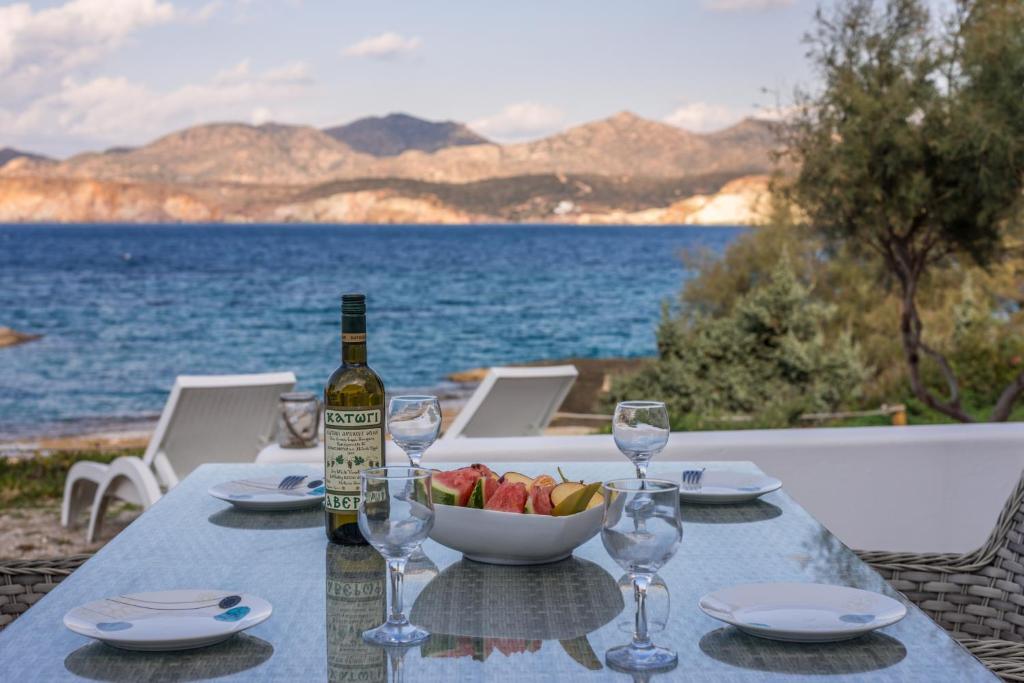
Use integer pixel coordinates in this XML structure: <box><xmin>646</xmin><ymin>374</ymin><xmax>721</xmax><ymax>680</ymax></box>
<box><xmin>897</xmin><ymin>262</ymin><xmax>974</xmax><ymax>423</ymax></box>
<box><xmin>991</xmin><ymin>369</ymin><xmax>1024</xmax><ymax>422</ymax></box>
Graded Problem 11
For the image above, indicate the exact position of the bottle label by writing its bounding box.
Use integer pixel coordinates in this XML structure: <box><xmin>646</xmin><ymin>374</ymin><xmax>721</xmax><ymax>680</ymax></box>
<box><xmin>341</xmin><ymin>333</ymin><xmax>366</xmax><ymax>343</ymax></box>
<box><xmin>324</xmin><ymin>408</ymin><xmax>383</xmax><ymax>512</ymax></box>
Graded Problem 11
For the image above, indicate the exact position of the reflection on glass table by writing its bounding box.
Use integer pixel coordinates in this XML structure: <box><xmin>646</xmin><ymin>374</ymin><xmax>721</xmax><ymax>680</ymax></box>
<box><xmin>326</xmin><ymin>544</ymin><xmax>387</xmax><ymax>683</ymax></box>
<box><xmin>63</xmin><ymin>634</ymin><xmax>274</xmax><ymax>682</ymax></box>
<box><xmin>410</xmin><ymin>556</ymin><xmax>622</xmax><ymax>671</ymax></box>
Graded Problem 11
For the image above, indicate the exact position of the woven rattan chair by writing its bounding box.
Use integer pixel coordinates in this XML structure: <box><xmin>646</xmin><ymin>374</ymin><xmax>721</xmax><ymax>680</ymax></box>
<box><xmin>856</xmin><ymin>472</ymin><xmax>1024</xmax><ymax>681</ymax></box>
<box><xmin>0</xmin><ymin>555</ymin><xmax>91</xmax><ymax>631</ymax></box>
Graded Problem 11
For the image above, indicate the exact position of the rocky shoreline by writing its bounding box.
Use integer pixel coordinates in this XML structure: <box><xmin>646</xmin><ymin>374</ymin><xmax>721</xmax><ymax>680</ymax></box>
<box><xmin>0</xmin><ymin>326</ymin><xmax>41</xmax><ymax>348</ymax></box>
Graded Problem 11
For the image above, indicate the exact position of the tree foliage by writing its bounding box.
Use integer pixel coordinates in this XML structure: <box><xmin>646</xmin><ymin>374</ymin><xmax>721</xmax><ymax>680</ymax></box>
<box><xmin>786</xmin><ymin>0</ymin><xmax>1024</xmax><ymax>421</ymax></box>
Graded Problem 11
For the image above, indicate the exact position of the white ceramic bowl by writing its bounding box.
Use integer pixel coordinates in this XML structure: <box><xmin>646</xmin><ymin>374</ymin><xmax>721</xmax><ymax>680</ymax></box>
<box><xmin>428</xmin><ymin>503</ymin><xmax>603</xmax><ymax>565</ymax></box>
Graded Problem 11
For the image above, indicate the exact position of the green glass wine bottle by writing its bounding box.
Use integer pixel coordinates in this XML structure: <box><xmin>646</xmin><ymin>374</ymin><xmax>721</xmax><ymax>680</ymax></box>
<box><xmin>324</xmin><ymin>293</ymin><xmax>386</xmax><ymax>545</ymax></box>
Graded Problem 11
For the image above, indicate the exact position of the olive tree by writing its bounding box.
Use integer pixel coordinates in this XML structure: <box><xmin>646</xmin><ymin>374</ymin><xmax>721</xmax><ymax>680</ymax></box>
<box><xmin>787</xmin><ymin>0</ymin><xmax>1024</xmax><ymax>421</ymax></box>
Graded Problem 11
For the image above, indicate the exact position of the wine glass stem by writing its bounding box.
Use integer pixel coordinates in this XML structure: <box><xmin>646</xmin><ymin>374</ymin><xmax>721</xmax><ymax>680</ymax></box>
<box><xmin>406</xmin><ymin>451</ymin><xmax>422</xmax><ymax>467</ymax></box>
<box><xmin>387</xmin><ymin>558</ymin><xmax>408</xmax><ymax>624</ymax></box>
<box><xmin>633</xmin><ymin>574</ymin><xmax>652</xmax><ymax>649</ymax></box>
<box><xmin>635</xmin><ymin>459</ymin><xmax>648</xmax><ymax>480</ymax></box>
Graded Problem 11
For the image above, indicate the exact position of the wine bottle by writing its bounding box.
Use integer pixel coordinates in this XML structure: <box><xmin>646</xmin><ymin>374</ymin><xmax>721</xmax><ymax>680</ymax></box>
<box><xmin>324</xmin><ymin>293</ymin><xmax>386</xmax><ymax>545</ymax></box>
<box><xmin>326</xmin><ymin>545</ymin><xmax>386</xmax><ymax>683</ymax></box>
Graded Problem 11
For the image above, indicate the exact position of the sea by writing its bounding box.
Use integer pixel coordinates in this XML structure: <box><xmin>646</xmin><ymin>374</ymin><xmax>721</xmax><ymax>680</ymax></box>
<box><xmin>0</xmin><ymin>224</ymin><xmax>744</xmax><ymax>439</ymax></box>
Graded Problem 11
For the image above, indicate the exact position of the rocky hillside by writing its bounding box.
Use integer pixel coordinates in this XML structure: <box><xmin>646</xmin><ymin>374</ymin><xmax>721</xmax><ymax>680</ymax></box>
<box><xmin>0</xmin><ymin>111</ymin><xmax>784</xmax><ymax>224</ymax></box>
<box><xmin>0</xmin><ymin>147</ymin><xmax>50</xmax><ymax>167</ymax></box>
<box><xmin>323</xmin><ymin>113</ymin><xmax>490</xmax><ymax>156</ymax></box>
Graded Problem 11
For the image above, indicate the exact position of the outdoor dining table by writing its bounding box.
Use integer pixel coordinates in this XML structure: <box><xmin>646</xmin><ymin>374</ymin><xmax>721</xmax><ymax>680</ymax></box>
<box><xmin>0</xmin><ymin>461</ymin><xmax>996</xmax><ymax>681</ymax></box>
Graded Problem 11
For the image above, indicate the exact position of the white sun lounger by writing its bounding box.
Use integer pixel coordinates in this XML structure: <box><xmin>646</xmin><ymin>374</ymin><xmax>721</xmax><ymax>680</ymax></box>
<box><xmin>442</xmin><ymin>365</ymin><xmax>578</xmax><ymax>439</ymax></box>
<box><xmin>61</xmin><ymin>372</ymin><xmax>295</xmax><ymax>542</ymax></box>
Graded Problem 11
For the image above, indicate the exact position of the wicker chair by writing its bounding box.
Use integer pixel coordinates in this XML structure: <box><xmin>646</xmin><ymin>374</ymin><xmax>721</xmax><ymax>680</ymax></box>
<box><xmin>856</xmin><ymin>472</ymin><xmax>1024</xmax><ymax>681</ymax></box>
<box><xmin>0</xmin><ymin>555</ymin><xmax>92</xmax><ymax>631</ymax></box>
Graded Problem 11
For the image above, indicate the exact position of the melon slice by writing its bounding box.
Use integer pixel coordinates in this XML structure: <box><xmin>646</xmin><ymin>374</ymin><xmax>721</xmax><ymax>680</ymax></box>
<box><xmin>468</xmin><ymin>463</ymin><xmax>499</xmax><ymax>481</ymax></box>
<box><xmin>432</xmin><ymin>470</ymin><xmax>480</xmax><ymax>507</ymax></box>
<box><xmin>500</xmin><ymin>471</ymin><xmax>533</xmax><ymax>488</ymax></box>
<box><xmin>525</xmin><ymin>484</ymin><xmax>554</xmax><ymax>515</ymax></box>
<box><xmin>467</xmin><ymin>476</ymin><xmax>499</xmax><ymax>509</ymax></box>
<box><xmin>484</xmin><ymin>481</ymin><xmax>529</xmax><ymax>513</ymax></box>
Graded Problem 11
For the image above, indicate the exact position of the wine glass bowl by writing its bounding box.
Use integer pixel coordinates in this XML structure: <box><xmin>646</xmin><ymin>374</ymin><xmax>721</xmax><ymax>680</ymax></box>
<box><xmin>387</xmin><ymin>396</ymin><xmax>442</xmax><ymax>467</ymax></box>
<box><xmin>613</xmin><ymin>401</ymin><xmax>670</xmax><ymax>479</ymax></box>
<box><xmin>601</xmin><ymin>478</ymin><xmax>682</xmax><ymax>672</ymax></box>
<box><xmin>358</xmin><ymin>467</ymin><xmax>435</xmax><ymax>646</ymax></box>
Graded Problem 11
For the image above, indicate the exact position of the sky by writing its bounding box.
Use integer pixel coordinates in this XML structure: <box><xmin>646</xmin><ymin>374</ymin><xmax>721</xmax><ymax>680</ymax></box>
<box><xmin>0</xmin><ymin>0</ymin><xmax>830</xmax><ymax>157</ymax></box>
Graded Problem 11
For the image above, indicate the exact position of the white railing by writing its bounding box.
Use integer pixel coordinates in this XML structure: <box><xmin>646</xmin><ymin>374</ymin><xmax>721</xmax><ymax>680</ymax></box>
<box><xmin>402</xmin><ymin>423</ymin><xmax>1024</xmax><ymax>555</ymax></box>
<box><xmin>260</xmin><ymin>422</ymin><xmax>1024</xmax><ymax>555</ymax></box>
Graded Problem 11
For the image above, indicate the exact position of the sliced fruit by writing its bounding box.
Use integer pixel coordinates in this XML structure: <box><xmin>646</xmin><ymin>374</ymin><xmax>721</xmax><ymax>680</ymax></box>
<box><xmin>550</xmin><ymin>482</ymin><xmax>584</xmax><ymax>507</ymax></box>
<box><xmin>500</xmin><ymin>471</ymin><xmax>534</xmax><ymax>488</ymax></box>
<box><xmin>560</xmin><ymin>636</ymin><xmax>602</xmax><ymax>670</ymax></box>
<box><xmin>484</xmin><ymin>481</ymin><xmax>529</xmax><ymax>513</ymax></box>
<box><xmin>468</xmin><ymin>463</ymin><xmax>499</xmax><ymax>480</ymax></box>
<box><xmin>585</xmin><ymin>491</ymin><xmax>605</xmax><ymax>510</ymax></box>
<box><xmin>531</xmin><ymin>474</ymin><xmax>557</xmax><ymax>491</ymax></box>
<box><xmin>525</xmin><ymin>484</ymin><xmax>554</xmax><ymax>515</ymax></box>
<box><xmin>432</xmin><ymin>470</ymin><xmax>480</xmax><ymax>507</ymax></box>
<box><xmin>466</xmin><ymin>476</ymin><xmax>499</xmax><ymax>509</ymax></box>
<box><xmin>552</xmin><ymin>482</ymin><xmax>602</xmax><ymax>516</ymax></box>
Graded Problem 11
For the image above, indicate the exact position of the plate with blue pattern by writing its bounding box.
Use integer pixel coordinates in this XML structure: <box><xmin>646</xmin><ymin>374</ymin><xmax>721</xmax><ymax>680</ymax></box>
<box><xmin>64</xmin><ymin>589</ymin><xmax>273</xmax><ymax>651</ymax></box>
<box><xmin>208</xmin><ymin>472</ymin><xmax>325</xmax><ymax>510</ymax></box>
<box><xmin>678</xmin><ymin>470</ymin><xmax>782</xmax><ymax>504</ymax></box>
<box><xmin>699</xmin><ymin>583</ymin><xmax>906</xmax><ymax>642</ymax></box>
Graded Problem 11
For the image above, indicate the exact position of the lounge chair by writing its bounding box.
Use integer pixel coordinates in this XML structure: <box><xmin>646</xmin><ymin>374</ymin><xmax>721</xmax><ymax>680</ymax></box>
<box><xmin>856</xmin><ymin>471</ymin><xmax>1024</xmax><ymax>681</ymax></box>
<box><xmin>61</xmin><ymin>372</ymin><xmax>295</xmax><ymax>542</ymax></box>
<box><xmin>443</xmin><ymin>365</ymin><xmax>578</xmax><ymax>439</ymax></box>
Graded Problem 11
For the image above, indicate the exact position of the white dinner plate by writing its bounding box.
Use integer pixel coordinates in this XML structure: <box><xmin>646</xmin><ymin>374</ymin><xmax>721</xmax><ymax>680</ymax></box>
<box><xmin>208</xmin><ymin>473</ymin><xmax>324</xmax><ymax>511</ymax></box>
<box><xmin>679</xmin><ymin>470</ymin><xmax>781</xmax><ymax>504</ymax></box>
<box><xmin>64</xmin><ymin>589</ymin><xmax>273</xmax><ymax>651</ymax></box>
<box><xmin>429</xmin><ymin>503</ymin><xmax>603</xmax><ymax>565</ymax></box>
<box><xmin>699</xmin><ymin>583</ymin><xmax>907</xmax><ymax>643</ymax></box>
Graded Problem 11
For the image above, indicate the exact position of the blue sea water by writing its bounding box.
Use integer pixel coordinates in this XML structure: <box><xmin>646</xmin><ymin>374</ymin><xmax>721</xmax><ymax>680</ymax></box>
<box><xmin>0</xmin><ymin>224</ymin><xmax>743</xmax><ymax>438</ymax></box>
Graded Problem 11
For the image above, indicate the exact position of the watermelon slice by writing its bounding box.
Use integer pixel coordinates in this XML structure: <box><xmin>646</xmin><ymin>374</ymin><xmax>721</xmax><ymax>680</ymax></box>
<box><xmin>484</xmin><ymin>481</ymin><xmax>529</xmax><ymax>513</ymax></box>
<box><xmin>432</xmin><ymin>470</ymin><xmax>480</xmax><ymax>507</ymax></box>
<box><xmin>525</xmin><ymin>484</ymin><xmax>554</xmax><ymax>515</ymax></box>
<box><xmin>468</xmin><ymin>463</ymin><xmax>498</xmax><ymax>480</ymax></box>
<box><xmin>467</xmin><ymin>477</ymin><xmax>499</xmax><ymax>509</ymax></box>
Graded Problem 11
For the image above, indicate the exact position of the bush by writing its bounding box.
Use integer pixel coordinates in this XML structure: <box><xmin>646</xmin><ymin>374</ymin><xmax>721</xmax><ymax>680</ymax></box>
<box><xmin>609</xmin><ymin>256</ymin><xmax>865</xmax><ymax>429</ymax></box>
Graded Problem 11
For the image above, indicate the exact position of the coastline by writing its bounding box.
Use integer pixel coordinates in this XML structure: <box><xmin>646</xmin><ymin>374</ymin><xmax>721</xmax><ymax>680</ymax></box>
<box><xmin>0</xmin><ymin>356</ymin><xmax>647</xmax><ymax>455</ymax></box>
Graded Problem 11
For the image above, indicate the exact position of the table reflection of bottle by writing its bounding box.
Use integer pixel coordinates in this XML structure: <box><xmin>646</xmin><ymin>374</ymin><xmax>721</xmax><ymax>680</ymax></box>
<box><xmin>327</xmin><ymin>544</ymin><xmax>387</xmax><ymax>683</ymax></box>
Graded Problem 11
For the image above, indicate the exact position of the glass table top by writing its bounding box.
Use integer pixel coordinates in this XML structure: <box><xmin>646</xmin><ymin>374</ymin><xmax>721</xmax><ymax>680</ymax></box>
<box><xmin>0</xmin><ymin>461</ymin><xmax>995</xmax><ymax>681</ymax></box>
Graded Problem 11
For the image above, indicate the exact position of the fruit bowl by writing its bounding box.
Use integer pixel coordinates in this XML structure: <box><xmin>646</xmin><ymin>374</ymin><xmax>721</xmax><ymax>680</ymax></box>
<box><xmin>428</xmin><ymin>503</ymin><xmax>603</xmax><ymax>565</ymax></box>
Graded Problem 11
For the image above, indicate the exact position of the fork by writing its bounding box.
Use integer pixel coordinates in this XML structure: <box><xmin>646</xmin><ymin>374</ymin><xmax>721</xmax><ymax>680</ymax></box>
<box><xmin>237</xmin><ymin>475</ymin><xmax>307</xmax><ymax>492</ymax></box>
<box><xmin>681</xmin><ymin>468</ymin><xmax>705</xmax><ymax>491</ymax></box>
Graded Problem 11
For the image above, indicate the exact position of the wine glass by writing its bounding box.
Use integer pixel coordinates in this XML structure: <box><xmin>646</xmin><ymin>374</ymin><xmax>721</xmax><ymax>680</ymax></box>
<box><xmin>358</xmin><ymin>467</ymin><xmax>435</xmax><ymax>646</ymax></box>
<box><xmin>613</xmin><ymin>401</ymin><xmax>670</xmax><ymax>479</ymax></box>
<box><xmin>388</xmin><ymin>396</ymin><xmax>442</xmax><ymax>467</ymax></box>
<box><xmin>601</xmin><ymin>478</ymin><xmax>682</xmax><ymax>672</ymax></box>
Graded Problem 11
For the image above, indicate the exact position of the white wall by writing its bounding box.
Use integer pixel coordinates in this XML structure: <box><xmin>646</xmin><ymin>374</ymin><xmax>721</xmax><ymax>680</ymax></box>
<box><xmin>411</xmin><ymin>423</ymin><xmax>1024</xmax><ymax>554</ymax></box>
<box><xmin>260</xmin><ymin>423</ymin><xmax>1024</xmax><ymax>555</ymax></box>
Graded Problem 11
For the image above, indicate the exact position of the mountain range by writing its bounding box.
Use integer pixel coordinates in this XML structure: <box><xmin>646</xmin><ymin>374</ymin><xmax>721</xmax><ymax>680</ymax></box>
<box><xmin>0</xmin><ymin>112</ymin><xmax>782</xmax><ymax>224</ymax></box>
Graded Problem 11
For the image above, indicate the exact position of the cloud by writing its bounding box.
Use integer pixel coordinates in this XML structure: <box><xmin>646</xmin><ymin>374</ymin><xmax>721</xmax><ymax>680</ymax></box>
<box><xmin>470</xmin><ymin>102</ymin><xmax>566</xmax><ymax>141</ymax></box>
<box><xmin>702</xmin><ymin>0</ymin><xmax>795</xmax><ymax>11</ymax></box>
<box><xmin>0</xmin><ymin>0</ymin><xmax>177</xmax><ymax>100</ymax></box>
<box><xmin>0</xmin><ymin>60</ymin><xmax>316</xmax><ymax>147</ymax></box>
<box><xmin>663</xmin><ymin>102</ymin><xmax>743</xmax><ymax>132</ymax></box>
<box><xmin>342</xmin><ymin>32</ymin><xmax>421</xmax><ymax>60</ymax></box>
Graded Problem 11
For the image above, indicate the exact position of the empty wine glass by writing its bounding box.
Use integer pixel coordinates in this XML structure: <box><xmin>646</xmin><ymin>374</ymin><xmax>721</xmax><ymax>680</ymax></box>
<box><xmin>602</xmin><ymin>478</ymin><xmax>682</xmax><ymax>672</ymax></box>
<box><xmin>358</xmin><ymin>467</ymin><xmax>435</xmax><ymax>646</ymax></box>
<box><xmin>613</xmin><ymin>401</ymin><xmax>670</xmax><ymax>479</ymax></box>
<box><xmin>388</xmin><ymin>396</ymin><xmax>442</xmax><ymax>467</ymax></box>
